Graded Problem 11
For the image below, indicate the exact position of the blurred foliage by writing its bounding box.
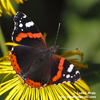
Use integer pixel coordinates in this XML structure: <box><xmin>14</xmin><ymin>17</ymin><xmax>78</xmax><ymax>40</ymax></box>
<box><xmin>61</xmin><ymin>0</ymin><xmax>100</xmax><ymax>100</ymax></box>
<box><xmin>0</xmin><ymin>0</ymin><xmax>100</xmax><ymax>99</ymax></box>
<box><xmin>0</xmin><ymin>26</ymin><xmax>8</xmax><ymax>56</ymax></box>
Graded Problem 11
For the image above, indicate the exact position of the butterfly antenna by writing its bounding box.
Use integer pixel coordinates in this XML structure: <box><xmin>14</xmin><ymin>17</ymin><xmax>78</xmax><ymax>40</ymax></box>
<box><xmin>58</xmin><ymin>47</ymin><xmax>79</xmax><ymax>50</ymax></box>
<box><xmin>54</xmin><ymin>23</ymin><xmax>61</xmax><ymax>46</ymax></box>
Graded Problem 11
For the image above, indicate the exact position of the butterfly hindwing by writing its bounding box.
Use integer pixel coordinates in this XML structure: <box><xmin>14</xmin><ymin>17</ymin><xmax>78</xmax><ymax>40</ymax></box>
<box><xmin>50</xmin><ymin>54</ymin><xmax>80</xmax><ymax>84</ymax></box>
<box><xmin>10</xmin><ymin>45</ymin><xmax>50</xmax><ymax>88</ymax></box>
<box><xmin>12</xmin><ymin>12</ymin><xmax>47</xmax><ymax>48</ymax></box>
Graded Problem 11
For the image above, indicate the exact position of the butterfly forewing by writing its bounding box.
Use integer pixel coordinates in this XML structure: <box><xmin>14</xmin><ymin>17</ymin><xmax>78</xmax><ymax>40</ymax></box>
<box><xmin>12</xmin><ymin>12</ymin><xmax>47</xmax><ymax>48</ymax></box>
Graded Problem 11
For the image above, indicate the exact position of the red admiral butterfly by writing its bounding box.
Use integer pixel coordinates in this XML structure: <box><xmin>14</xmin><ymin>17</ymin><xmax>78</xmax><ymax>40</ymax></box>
<box><xmin>9</xmin><ymin>12</ymin><xmax>80</xmax><ymax>89</ymax></box>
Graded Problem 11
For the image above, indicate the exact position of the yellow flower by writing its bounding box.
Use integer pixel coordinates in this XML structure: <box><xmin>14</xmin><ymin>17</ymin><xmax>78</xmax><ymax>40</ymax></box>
<box><xmin>0</xmin><ymin>42</ymin><xmax>91</xmax><ymax>100</ymax></box>
<box><xmin>0</xmin><ymin>0</ymin><xmax>27</xmax><ymax>16</ymax></box>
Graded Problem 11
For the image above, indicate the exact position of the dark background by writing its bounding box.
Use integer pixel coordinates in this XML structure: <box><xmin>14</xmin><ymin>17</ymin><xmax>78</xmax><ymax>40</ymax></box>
<box><xmin>0</xmin><ymin>0</ymin><xmax>100</xmax><ymax>99</ymax></box>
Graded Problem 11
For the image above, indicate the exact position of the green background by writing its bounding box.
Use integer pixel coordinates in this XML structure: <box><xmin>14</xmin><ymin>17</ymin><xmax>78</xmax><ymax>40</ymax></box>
<box><xmin>0</xmin><ymin>0</ymin><xmax>100</xmax><ymax>99</ymax></box>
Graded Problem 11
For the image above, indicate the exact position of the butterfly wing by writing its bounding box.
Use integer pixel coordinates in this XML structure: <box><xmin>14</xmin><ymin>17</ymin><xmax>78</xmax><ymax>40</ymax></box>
<box><xmin>50</xmin><ymin>54</ymin><xmax>80</xmax><ymax>84</ymax></box>
<box><xmin>10</xmin><ymin>45</ymin><xmax>50</xmax><ymax>88</ymax></box>
<box><xmin>12</xmin><ymin>12</ymin><xmax>47</xmax><ymax>48</ymax></box>
<box><xmin>11</xmin><ymin>12</ymin><xmax>80</xmax><ymax>88</ymax></box>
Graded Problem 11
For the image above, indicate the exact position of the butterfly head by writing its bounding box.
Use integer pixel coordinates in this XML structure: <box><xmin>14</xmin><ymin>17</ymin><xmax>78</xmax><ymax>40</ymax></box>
<box><xmin>49</xmin><ymin>45</ymin><xmax>59</xmax><ymax>54</ymax></box>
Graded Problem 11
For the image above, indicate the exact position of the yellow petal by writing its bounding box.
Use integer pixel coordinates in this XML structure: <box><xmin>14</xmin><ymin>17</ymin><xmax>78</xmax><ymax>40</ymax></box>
<box><xmin>0</xmin><ymin>0</ymin><xmax>7</xmax><ymax>10</ymax></box>
<box><xmin>6</xmin><ymin>0</ymin><xmax>11</xmax><ymax>12</ymax></box>
<box><xmin>6</xmin><ymin>82</ymin><xmax>23</xmax><ymax>100</ymax></box>
<box><xmin>0</xmin><ymin>64</ymin><xmax>15</xmax><ymax>74</ymax></box>
<box><xmin>68</xmin><ymin>59</ymin><xmax>88</xmax><ymax>69</ymax></box>
<box><xmin>28</xmin><ymin>87</ymin><xmax>32</xmax><ymax>100</ymax></box>
<box><xmin>75</xmin><ymin>79</ymin><xmax>91</xmax><ymax>92</ymax></box>
<box><xmin>0</xmin><ymin>73</ymin><xmax>11</xmax><ymax>83</ymax></box>
<box><xmin>60</xmin><ymin>50</ymin><xmax>83</xmax><ymax>62</ymax></box>
<box><xmin>0</xmin><ymin>77</ymin><xmax>19</xmax><ymax>95</ymax></box>
<box><xmin>42</xmin><ymin>87</ymin><xmax>48</xmax><ymax>99</ymax></box>
<box><xmin>31</xmin><ymin>88</ymin><xmax>36</xmax><ymax>100</ymax></box>
<box><xmin>20</xmin><ymin>85</ymin><xmax>28</xmax><ymax>100</ymax></box>
<box><xmin>0</xmin><ymin>61</ymin><xmax>11</xmax><ymax>65</ymax></box>
<box><xmin>15</xmin><ymin>0</ymin><xmax>24</xmax><ymax>4</ymax></box>
<box><xmin>41</xmin><ymin>87</ymin><xmax>48</xmax><ymax>100</ymax></box>
<box><xmin>46</xmin><ymin>86</ymin><xmax>55</xmax><ymax>100</ymax></box>
<box><xmin>24</xmin><ymin>86</ymin><xmax>30</xmax><ymax>100</ymax></box>
<box><xmin>43</xmin><ymin>33</ymin><xmax>47</xmax><ymax>40</ymax></box>
<box><xmin>36</xmin><ymin>88</ymin><xmax>40</xmax><ymax>100</ymax></box>
<box><xmin>4</xmin><ymin>42</ymin><xmax>19</xmax><ymax>46</ymax></box>
<box><xmin>0</xmin><ymin>4</ymin><xmax>2</xmax><ymax>14</ymax></box>
<box><xmin>74</xmin><ymin>79</ymin><xmax>90</xmax><ymax>97</ymax></box>
<box><xmin>7</xmin><ymin>0</ymin><xmax>16</xmax><ymax>15</ymax></box>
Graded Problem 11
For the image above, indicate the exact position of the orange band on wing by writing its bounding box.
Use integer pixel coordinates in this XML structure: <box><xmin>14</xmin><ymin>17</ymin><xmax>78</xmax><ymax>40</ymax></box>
<box><xmin>9</xmin><ymin>52</ymin><xmax>21</xmax><ymax>74</ymax></box>
<box><xmin>16</xmin><ymin>32</ymin><xmax>42</xmax><ymax>42</ymax></box>
<box><xmin>52</xmin><ymin>58</ymin><xmax>65</xmax><ymax>82</ymax></box>
<box><xmin>23</xmin><ymin>78</ymin><xmax>42</xmax><ymax>89</ymax></box>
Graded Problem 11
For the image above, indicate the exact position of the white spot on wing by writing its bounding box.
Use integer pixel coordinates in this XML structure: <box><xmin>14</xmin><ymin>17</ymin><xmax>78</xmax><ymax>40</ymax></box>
<box><xmin>12</xmin><ymin>32</ymin><xmax>14</xmax><ymax>35</ymax></box>
<box><xmin>11</xmin><ymin>47</ymin><xmax>14</xmax><ymax>51</ymax></box>
<box><xmin>16</xmin><ymin>12</ymin><xmax>18</xmax><ymax>14</ymax></box>
<box><xmin>14</xmin><ymin>22</ymin><xmax>16</xmax><ymax>25</ymax></box>
<box><xmin>14</xmin><ymin>26</ymin><xmax>16</xmax><ymax>30</ymax></box>
<box><xmin>23</xmin><ymin>15</ymin><xmax>27</xmax><ymax>18</ymax></box>
<box><xmin>67</xmin><ymin>64</ymin><xmax>74</xmax><ymax>73</ymax></box>
<box><xmin>39</xmin><ymin>87</ymin><xmax>43</xmax><ymax>89</ymax></box>
<box><xmin>21</xmin><ymin>29</ymin><xmax>23</xmax><ymax>31</ymax></box>
<box><xmin>19</xmin><ymin>23</ymin><xmax>23</xmax><ymax>27</ymax></box>
<box><xmin>71</xmin><ymin>76</ymin><xmax>73</xmax><ymax>78</ymax></box>
<box><xmin>66</xmin><ymin>74</ymin><xmax>70</xmax><ymax>78</ymax></box>
<box><xmin>63</xmin><ymin>74</ymin><xmax>65</xmax><ymax>77</ymax></box>
<box><xmin>58</xmin><ymin>83</ymin><xmax>61</xmax><ymax>85</ymax></box>
<box><xmin>25</xmin><ymin>21</ymin><xmax>34</xmax><ymax>28</ymax></box>
<box><xmin>43</xmin><ymin>84</ymin><xmax>47</xmax><ymax>87</ymax></box>
<box><xmin>75</xmin><ymin>71</ymin><xmax>80</xmax><ymax>75</ymax></box>
<box><xmin>62</xmin><ymin>81</ymin><xmax>66</xmax><ymax>83</ymax></box>
<box><xmin>11</xmin><ymin>36</ymin><xmax>13</xmax><ymax>41</ymax></box>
